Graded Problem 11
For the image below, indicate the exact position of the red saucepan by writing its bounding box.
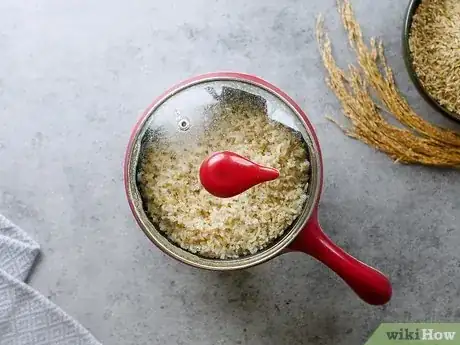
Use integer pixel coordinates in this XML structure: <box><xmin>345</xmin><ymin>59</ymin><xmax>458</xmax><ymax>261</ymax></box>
<box><xmin>124</xmin><ymin>72</ymin><xmax>392</xmax><ymax>305</ymax></box>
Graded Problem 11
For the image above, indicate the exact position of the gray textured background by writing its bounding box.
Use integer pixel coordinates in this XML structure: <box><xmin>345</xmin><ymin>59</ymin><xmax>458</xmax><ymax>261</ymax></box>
<box><xmin>1</xmin><ymin>0</ymin><xmax>459</xmax><ymax>344</ymax></box>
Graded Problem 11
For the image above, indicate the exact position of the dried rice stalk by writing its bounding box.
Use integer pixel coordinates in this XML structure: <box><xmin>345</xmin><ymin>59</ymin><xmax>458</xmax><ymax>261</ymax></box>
<box><xmin>317</xmin><ymin>0</ymin><xmax>460</xmax><ymax>167</ymax></box>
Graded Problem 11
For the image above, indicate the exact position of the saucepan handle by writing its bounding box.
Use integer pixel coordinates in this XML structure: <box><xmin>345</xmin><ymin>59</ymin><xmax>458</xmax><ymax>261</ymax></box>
<box><xmin>288</xmin><ymin>211</ymin><xmax>392</xmax><ymax>305</ymax></box>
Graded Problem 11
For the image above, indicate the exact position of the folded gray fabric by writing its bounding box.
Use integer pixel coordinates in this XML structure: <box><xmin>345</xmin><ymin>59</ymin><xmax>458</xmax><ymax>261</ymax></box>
<box><xmin>0</xmin><ymin>215</ymin><xmax>101</xmax><ymax>345</ymax></box>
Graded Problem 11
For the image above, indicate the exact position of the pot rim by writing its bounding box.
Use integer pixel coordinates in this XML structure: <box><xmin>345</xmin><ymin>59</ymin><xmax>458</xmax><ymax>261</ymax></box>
<box><xmin>402</xmin><ymin>0</ymin><xmax>460</xmax><ymax>122</ymax></box>
<box><xmin>124</xmin><ymin>71</ymin><xmax>324</xmax><ymax>270</ymax></box>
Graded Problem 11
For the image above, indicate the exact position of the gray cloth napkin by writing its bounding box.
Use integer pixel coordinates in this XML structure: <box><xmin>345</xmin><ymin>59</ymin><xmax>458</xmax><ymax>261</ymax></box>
<box><xmin>0</xmin><ymin>215</ymin><xmax>101</xmax><ymax>345</ymax></box>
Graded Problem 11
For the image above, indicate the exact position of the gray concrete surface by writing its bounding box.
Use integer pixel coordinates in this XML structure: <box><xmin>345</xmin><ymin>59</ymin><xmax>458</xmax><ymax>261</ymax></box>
<box><xmin>1</xmin><ymin>0</ymin><xmax>460</xmax><ymax>344</ymax></box>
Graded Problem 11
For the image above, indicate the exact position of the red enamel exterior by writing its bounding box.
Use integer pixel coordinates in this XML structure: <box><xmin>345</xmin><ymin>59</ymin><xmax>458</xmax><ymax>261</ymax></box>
<box><xmin>124</xmin><ymin>72</ymin><xmax>392</xmax><ymax>306</ymax></box>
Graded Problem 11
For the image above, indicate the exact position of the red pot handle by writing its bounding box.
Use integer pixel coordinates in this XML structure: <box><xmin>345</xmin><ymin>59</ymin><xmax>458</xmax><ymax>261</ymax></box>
<box><xmin>288</xmin><ymin>211</ymin><xmax>392</xmax><ymax>305</ymax></box>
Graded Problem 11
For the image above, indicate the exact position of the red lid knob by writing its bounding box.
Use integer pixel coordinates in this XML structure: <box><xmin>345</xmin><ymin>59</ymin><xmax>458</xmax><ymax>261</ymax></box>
<box><xmin>199</xmin><ymin>151</ymin><xmax>279</xmax><ymax>198</ymax></box>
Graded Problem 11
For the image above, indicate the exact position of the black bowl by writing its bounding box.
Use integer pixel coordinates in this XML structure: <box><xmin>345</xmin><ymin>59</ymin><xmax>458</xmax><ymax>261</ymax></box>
<box><xmin>402</xmin><ymin>0</ymin><xmax>460</xmax><ymax>122</ymax></box>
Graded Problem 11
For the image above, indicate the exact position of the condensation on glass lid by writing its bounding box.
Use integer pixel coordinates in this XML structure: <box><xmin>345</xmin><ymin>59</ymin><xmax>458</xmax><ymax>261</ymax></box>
<box><xmin>137</xmin><ymin>80</ymin><xmax>306</xmax><ymax>153</ymax></box>
<box><xmin>135</xmin><ymin>78</ymin><xmax>311</xmax><ymax>259</ymax></box>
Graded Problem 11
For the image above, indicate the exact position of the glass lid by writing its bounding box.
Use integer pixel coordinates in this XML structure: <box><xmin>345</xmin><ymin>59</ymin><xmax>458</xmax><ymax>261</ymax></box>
<box><xmin>135</xmin><ymin>79</ymin><xmax>312</xmax><ymax>260</ymax></box>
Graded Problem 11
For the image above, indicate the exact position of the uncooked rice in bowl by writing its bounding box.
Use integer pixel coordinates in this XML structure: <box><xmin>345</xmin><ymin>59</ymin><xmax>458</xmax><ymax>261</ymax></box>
<box><xmin>409</xmin><ymin>0</ymin><xmax>460</xmax><ymax>115</ymax></box>
<box><xmin>138</xmin><ymin>101</ymin><xmax>310</xmax><ymax>259</ymax></box>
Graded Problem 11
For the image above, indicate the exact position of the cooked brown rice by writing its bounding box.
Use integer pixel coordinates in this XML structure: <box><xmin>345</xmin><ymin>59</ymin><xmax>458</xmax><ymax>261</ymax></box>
<box><xmin>138</xmin><ymin>102</ymin><xmax>310</xmax><ymax>259</ymax></box>
<box><xmin>409</xmin><ymin>0</ymin><xmax>460</xmax><ymax>115</ymax></box>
